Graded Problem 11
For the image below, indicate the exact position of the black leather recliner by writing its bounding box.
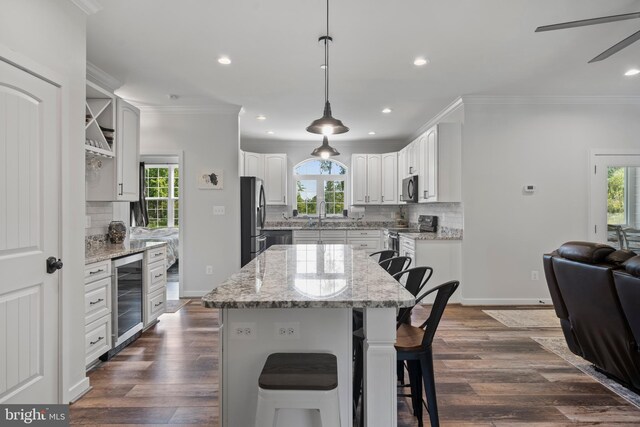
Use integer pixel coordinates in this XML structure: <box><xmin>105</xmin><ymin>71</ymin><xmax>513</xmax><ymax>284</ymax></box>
<box><xmin>544</xmin><ymin>241</ymin><xmax>640</xmax><ymax>392</ymax></box>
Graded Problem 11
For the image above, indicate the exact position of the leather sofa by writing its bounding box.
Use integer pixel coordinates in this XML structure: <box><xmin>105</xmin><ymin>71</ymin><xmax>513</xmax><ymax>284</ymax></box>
<box><xmin>543</xmin><ymin>241</ymin><xmax>640</xmax><ymax>392</ymax></box>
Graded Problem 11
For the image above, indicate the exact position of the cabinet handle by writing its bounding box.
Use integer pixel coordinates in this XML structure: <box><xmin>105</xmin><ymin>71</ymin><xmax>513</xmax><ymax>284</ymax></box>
<box><xmin>119</xmin><ymin>183</ymin><xmax>123</xmax><ymax>195</ymax></box>
<box><xmin>90</xmin><ymin>336</ymin><xmax>104</xmax><ymax>346</ymax></box>
<box><xmin>400</xmin><ymin>195</ymin><xmax>404</xmax><ymax>201</ymax></box>
<box><xmin>409</xmin><ymin>167</ymin><xmax>413</xmax><ymax>174</ymax></box>
<box><xmin>153</xmin><ymin>252</ymin><xmax>163</xmax><ymax>257</ymax></box>
<box><xmin>154</xmin><ymin>273</ymin><xmax>164</xmax><ymax>279</ymax></box>
<box><xmin>89</xmin><ymin>298</ymin><xmax>104</xmax><ymax>305</ymax></box>
<box><xmin>89</xmin><ymin>269</ymin><xmax>105</xmax><ymax>275</ymax></box>
<box><xmin>283</xmin><ymin>196</ymin><xmax>285</xmax><ymax>203</ymax></box>
<box><xmin>381</xmin><ymin>195</ymin><xmax>384</xmax><ymax>202</ymax></box>
<box><xmin>424</xmin><ymin>190</ymin><xmax>428</xmax><ymax>199</ymax></box>
<box><xmin>154</xmin><ymin>301</ymin><xmax>164</xmax><ymax>307</ymax></box>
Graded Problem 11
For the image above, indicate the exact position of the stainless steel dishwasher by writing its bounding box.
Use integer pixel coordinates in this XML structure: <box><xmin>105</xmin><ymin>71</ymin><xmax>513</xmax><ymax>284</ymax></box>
<box><xmin>263</xmin><ymin>230</ymin><xmax>293</xmax><ymax>248</ymax></box>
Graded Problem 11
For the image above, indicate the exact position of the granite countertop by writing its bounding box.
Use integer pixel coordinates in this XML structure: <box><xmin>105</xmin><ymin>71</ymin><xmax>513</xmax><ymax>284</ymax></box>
<box><xmin>262</xmin><ymin>220</ymin><xmax>406</xmax><ymax>231</ymax></box>
<box><xmin>398</xmin><ymin>231</ymin><xmax>463</xmax><ymax>241</ymax></box>
<box><xmin>202</xmin><ymin>244</ymin><xmax>415</xmax><ymax>309</ymax></box>
<box><xmin>263</xmin><ymin>226</ymin><xmax>395</xmax><ymax>231</ymax></box>
<box><xmin>85</xmin><ymin>240</ymin><xmax>167</xmax><ymax>264</ymax></box>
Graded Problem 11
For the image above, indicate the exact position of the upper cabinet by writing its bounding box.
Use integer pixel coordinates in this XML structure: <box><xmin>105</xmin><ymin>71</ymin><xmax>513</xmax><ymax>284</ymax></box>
<box><xmin>242</xmin><ymin>152</ymin><xmax>287</xmax><ymax>205</ymax></box>
<box><xmin>86</xmin><ymin>82</ymin><xmax>140</xmax><ymax>202</ymax></box>
<box><xmin>116</xmin><ymin>99</ymin><xmax>140</xmax><ymax>201</ymax></box>
<box><xmin>381</xmin><ymin>152</ymin><xmax>398</xmax><ymax>204</ymax></box>
<box><xmin>264</xmin><ymin>154</ymin><xmax>287</xmax><ymax>205</ymax></box>
<box><xmin>351</xmin><ymin>154</ymin><xmax>394</xmax><ymax>205</ymax></box>
<box><xmin>416</xmin><ymin>124</ymin><xmax>461</xmax><ymax>203</ymax></box>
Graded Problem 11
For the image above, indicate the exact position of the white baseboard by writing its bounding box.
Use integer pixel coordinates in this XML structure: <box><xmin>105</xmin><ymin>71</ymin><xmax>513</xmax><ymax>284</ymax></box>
<box><xmin>67</xmin><ymin>377</ymin><xmax>91</xmax><ymax>403</ymax></box>
<box><xmin>459</xmin><ymin>297</ymin><xmax>552</xmax><ymax>306</ymax></box>
<box><xmin>182</xmin><ymin>290</ymin><xmax>207</xmax><ymax>298</ymax></box>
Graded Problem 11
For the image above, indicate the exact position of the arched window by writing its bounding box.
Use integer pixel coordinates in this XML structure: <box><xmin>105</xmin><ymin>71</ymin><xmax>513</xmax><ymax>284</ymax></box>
<box><xmin>294</xmin><ymin>159</ymin><xmax>347</xmax><ymax>216</ymax></box>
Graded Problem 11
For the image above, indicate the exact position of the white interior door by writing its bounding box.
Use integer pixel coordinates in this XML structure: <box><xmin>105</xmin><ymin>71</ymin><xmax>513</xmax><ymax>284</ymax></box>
<box><xmin>0</xmin><ymin>59</ymin><xmax>60</xmax><ymax>403</ymax></box>
<box><xmin>590</xmin><ymin>151</ymin><xmax>640</xmax><ymax>245</ymax></box>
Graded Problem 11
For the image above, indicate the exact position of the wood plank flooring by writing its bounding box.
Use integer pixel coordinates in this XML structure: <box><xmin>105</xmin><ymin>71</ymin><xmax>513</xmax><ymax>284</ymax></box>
<box><xmin>70</xmin><ymin>302</ymin><xmax>640</xmax><ymax>426</ymax></box>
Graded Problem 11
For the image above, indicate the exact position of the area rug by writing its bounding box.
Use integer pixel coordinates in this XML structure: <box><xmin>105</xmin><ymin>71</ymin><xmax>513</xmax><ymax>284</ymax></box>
<box><xmin>483</xmin><ymin>309</ymin><xmax>560</xmax><ymax>328</ymax></box>
<box><xmin>533</xmin><ymin>336</ymin><xmax>640</xmax><ymax>409</ymax></box>
<box><xmin>165</xmin><ymin>298</ymin><xmax>191</xmax><ymax>313</ymax></box>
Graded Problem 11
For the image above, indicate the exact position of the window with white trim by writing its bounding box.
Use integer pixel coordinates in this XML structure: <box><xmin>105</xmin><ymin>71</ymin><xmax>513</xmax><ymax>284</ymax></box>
<box><xmin>145</xmin><ymin>164</ymin><xmax>179</xmax><ymax>228</ymax></box>
<box><xmin>294</xmin><ymin>159</ymin><xmax>347</xmax><ymax>216</ymax></box>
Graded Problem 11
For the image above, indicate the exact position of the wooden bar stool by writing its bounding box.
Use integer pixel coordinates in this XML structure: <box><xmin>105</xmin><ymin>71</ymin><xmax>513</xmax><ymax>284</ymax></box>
<box><xmin>255</xmin><ymin>353</ymin><xmax>341</xmax><ymax>427</ymax></box>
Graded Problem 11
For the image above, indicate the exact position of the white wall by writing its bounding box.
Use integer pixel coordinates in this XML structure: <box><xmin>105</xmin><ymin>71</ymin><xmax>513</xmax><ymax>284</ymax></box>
<box><xmin>140</xmin><ymin>111</ymin><xmax>241</xmax><ymax>297</ymax></box>
<box><xmin>460</xmin><ymin>100</ymin><xmax>640</xmax><ymax>304</ymax></box>
<box><xmin>0</xmin><ymin>0</ymin><xmax>88</xmax><ymax>402</ymax></box>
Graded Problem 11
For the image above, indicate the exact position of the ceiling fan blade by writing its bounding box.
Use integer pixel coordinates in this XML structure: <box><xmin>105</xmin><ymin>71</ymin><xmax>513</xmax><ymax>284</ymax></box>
<box><xmin>535</xmin><ymin>12</ymin><xmax>640</xmax><ymax>32</ymax></box>
<box><xmin>589</xmin><ymin>29</ymin><xmax>640</xmax><ymax>62</ymax></box>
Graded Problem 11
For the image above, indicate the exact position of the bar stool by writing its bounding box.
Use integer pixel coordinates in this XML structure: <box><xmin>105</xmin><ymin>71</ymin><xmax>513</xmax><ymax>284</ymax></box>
<box><xmin>255</xmin><ymin>353</ymin><xmax>341</xmax><ymax>427</ymax></box>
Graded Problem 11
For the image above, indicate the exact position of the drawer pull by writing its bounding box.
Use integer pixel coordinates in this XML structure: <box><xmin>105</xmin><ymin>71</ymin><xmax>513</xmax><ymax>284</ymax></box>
<box><xmin>89</xmin><ymin>298</ymin><xmax>104</xmax><ymax>305</ymax></box>
<box><xmin>153</xmin><ymin>252</ymin><xmax>163</xmax><ymax>257</ymax></box>
<box><xmin>90</xmin><ymin>336</ymin><xmax>104</xmax><ymax>345</ymax></box>
<box><xmin>154</xmin><ymin>273</ymin><xmax>164</xmax><ymax>279</ymax></box>
<box><xmin>154</xmin><ymin>301</ymin><xmax>164</xmax><ymax>307</ymax></box>
<box><xmin>360</xmin><ymin>244</ymin><xmax>367</xmax><ymax>247</ymax></box>
<box><xmin>89</xmin><ymin>269</ymin><xmax>105</xmax><ymax>275</ymax></box>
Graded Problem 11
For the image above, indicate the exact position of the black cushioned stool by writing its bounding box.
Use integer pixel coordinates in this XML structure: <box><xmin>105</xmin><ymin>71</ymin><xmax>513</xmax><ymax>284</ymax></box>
<box><xmin>255</xmin><ymin>353</ymin><xmax>341</xmax><ymax>427</ymax></box>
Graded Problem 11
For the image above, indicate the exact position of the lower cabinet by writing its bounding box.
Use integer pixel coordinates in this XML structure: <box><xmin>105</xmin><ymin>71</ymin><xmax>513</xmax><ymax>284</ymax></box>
<box><xmin>84</xmin><ymin>259</ymin><xmax>113</xmax><ymax>367</ymax></box>
<box><xmin>400</xmin><ymin>236</ymin><xmax>461</xmax><ymax>303</ymax></box>
<box><xmin>144</xmin><ymin>246</ymin><xmax>167</xmax><ymax>328</ymax></box>
<box><xmin>292</xmin><ymin>229</ymin><xmax>382</xmax><ymax>255</ymax></box>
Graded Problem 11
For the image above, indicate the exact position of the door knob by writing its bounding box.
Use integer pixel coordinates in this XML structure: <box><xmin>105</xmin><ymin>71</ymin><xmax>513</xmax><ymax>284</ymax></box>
<box><xmin>46</xmin><ymin>257</ymin><xmax>63</xmax><ymax>274</ymax></box>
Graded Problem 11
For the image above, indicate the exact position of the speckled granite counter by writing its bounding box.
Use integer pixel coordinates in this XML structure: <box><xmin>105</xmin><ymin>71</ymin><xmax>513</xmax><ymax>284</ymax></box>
<box><xmin>85</xmin><ymin>240</ymin><xmax>167</xmax><ymax>264</ymax></box>
<box><xmin>262</xmin><ymin>219</ymin><xmax>405</xmax><ymax>230</ymax></box>
<box><xmin>398</xmin><ymin>232</ymin><xmax>463</xmax><ymax>241</ymax></box>
<box><xmin>202</xmin><ymin>244</ymin><xmax>415</xmax><ymax>309</ymax></box>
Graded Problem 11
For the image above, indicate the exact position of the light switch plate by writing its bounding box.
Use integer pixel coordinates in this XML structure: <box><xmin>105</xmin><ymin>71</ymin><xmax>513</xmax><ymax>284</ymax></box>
<box><xmin>85</xmin><ymin>215</ymin><xmax>91</xmax><ymax>228</ymax></box>
<box><xmin>213</xmin><ymin>206</ymin><xmax>225</xmax><ymax>215</ymax></box>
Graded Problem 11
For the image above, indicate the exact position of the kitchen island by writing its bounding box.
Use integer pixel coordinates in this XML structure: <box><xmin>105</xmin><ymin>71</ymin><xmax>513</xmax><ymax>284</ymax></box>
<box><xmin>202</xmin><ymin>244</ymin><xmax>415</xmax><ymax>427</ymax></box>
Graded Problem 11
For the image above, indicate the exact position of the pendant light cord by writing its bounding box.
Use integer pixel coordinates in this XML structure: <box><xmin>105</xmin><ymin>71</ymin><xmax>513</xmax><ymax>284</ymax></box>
<box><xmin>324</xmin><ymin>0</ymin><xmax>329</xmax><ymax>104</ymax></box>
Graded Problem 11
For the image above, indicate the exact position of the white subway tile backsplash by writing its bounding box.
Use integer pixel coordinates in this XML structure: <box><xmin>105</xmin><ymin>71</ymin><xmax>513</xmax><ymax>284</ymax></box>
<box><xmin>86</xmin><ymin>201</ymin><xmax>114</xmax><ymax>237</ymax></box>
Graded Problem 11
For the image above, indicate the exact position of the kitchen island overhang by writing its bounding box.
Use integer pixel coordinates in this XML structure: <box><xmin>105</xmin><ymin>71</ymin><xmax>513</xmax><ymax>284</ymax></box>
<box><xmin>203</xmin><ymin>244</ymin><xmax>415</xmax><ymax>427</ymax></box>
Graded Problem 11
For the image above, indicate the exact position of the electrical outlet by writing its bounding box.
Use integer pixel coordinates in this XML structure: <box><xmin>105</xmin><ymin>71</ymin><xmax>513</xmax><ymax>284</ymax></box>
<box><xmin>275</xmin><ymin>322</ymin><xmax>300</xmax><ymax>339</ymax></box>
<box><xmin>231</xmin><ymin>322</ymin><xmax>256</xmax><ymax>340</ymax></box>
<box><xmin>213</xmin><ymin>206</ymin><xmax>225</xmax><ymax>216</ymax></box>
<box><xmin>205</xmin><ymin>266</ymin><xmax>213</xmax><ymax>275</ymax></box>
<box><xmin>85</xmin><ymin>215</ymin><xmax>91</xmax><ymax>228</ymax></box>
<box><xmin>531</xmin><ymin>270</ymin><xmax>539</xmax><ymax>281</ymax></box>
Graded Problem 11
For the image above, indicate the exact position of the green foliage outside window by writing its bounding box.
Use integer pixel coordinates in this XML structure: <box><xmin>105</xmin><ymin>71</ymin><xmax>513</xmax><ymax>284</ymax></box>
<box><xmin>145</xmin><ymin>165</ymin><xmax>179</xmax><ymax>228</ymax></box>
<box><xmin>608</xmin><ymin>167</ymin><xmax>625</xmax><ymax>225</ymax></box>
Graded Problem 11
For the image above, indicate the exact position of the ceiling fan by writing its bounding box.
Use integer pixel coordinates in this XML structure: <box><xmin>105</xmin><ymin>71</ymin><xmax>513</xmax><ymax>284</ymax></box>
<box><xmin>535</xmin><ymin>11</ymin><xmax>640</xmax><ymax>63</ymax></box>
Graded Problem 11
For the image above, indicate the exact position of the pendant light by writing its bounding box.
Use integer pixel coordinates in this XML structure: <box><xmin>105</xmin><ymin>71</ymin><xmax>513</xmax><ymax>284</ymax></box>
<box><xmin>306</xmin><ymin>0</ymin><xmax>349</xmax><ymax>136</ymax></box>
<box><xmin>311</xmin><ymin>136</ymin><xmax>340</xmax><ymax>159</ymax></box>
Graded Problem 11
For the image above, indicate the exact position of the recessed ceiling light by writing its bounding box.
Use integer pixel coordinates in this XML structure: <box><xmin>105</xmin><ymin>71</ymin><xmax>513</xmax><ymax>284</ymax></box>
<box><xmin>267</xmin><ymin>130</ymin><xmax>275</xmax><ymax>135</ymax></box>
<box><xmin>256</xmin><ymin>115</ymin><xmax>266</xmax><ymax>121</ymax></box>
<box><xmin>625</xmin><ymin>68</ymin><xmax>640</xmax><ymax>76</ymax></box>
<box><xmin>413</xmin><ymin>57</ymin><xmax>429</xmax><ymax>66</ymax></box>
<box><xmin>382</xmin><ymin>108</ymin><xmax>392</xmax><ymax>114</ymax></box>
<box><xmin>368</xmin><ymin>131</ymin><xmax>376</xmax><ymax>135</ymax></box>
<box><xmin>218</xmin><ymin>56</ymin><xmax>231</xmax><ymax>65</ymax></box>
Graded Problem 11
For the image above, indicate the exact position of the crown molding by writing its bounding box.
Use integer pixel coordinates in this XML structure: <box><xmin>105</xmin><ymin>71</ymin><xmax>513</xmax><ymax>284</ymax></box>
<box><xmin>86</xmin><ymin>61</ymin><xmax>121</xmax><ymax>92</ymax></box>
<box><xmin>460</xmin><ymin>95</ymin><xmax>640</xmax><ymax>105</ymax></box>
<box><xmin>70</xmin><ymin>0</ymin><xmax>102</xmax><ymax>15</ymax></box>
<box><xmin>407</xmin><ymin>97</ymin><xmax>463</xmax><ymax>143</ymax></box>
<box><xmin>138</xmin><ymin>105</ymin><xmax>242</xmax><ymax>115</ymax></box>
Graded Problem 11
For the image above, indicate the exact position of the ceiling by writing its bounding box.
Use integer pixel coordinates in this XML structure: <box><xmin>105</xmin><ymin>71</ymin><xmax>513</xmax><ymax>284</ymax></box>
<box><xmin>87</xmin><ymin>0</ymin><xmax>640</xmax><ymax>143</ymax></box>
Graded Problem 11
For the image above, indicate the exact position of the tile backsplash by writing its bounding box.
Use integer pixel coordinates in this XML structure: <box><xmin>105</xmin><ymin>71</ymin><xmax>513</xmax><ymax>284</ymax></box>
<box><xmin>86</xmin><ymin>201</ymin><xmax>114</xmax><ymax>237</ymax></box>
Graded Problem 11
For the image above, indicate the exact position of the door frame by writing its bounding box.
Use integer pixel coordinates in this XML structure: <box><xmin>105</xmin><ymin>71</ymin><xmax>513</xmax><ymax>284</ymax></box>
<box><xmin>139</xmin><ymin>149</ymin><xmax>185</xmax><ymax>298</ymax></box>
<box><xmin>589</xmin><ymin>149</ymin><xmax>640</xmax><ymax>244</ymax></box>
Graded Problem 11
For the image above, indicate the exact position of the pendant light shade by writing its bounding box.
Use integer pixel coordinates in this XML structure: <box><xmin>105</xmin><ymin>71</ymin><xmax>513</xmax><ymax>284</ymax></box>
<box><xmin>311</xmin><ymin>136</ymin><xmax>340</xmax><ymax>159</ymax></box>
<box><xmin>306</xmin><ymin>101</ymin><xmax>349</xmax><ymax>135</ymax></box>
<box><xmin>306</xmin><ymin>1</ymin><xmax>349</xmax><ymax>135</ymax></box>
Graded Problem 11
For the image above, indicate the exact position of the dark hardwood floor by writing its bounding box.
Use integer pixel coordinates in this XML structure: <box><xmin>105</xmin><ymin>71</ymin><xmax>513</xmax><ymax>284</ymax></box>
<box><xmin>70</xmin><ymin>302</ymin><xmax>640</xmax><ymax>426</ymax></box>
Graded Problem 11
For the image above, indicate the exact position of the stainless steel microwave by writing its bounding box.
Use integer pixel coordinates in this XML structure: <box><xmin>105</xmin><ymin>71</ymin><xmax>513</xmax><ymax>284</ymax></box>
<box><xmin>401</xmin><ymin>175</ymin><xmax>419</xmax><ymax>203</ymax></box>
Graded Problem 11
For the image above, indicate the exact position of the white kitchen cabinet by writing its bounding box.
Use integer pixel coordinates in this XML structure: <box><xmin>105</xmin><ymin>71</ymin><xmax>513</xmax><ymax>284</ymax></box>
<box><xmin>244</xmin><ymin>152</ymin><xmax>264</xmax><ymax>180</ymax></box>
<box><xmin>84</xmin><ymin>260</ymin><xmax>113</xmax><ymax>367</ymax></box>
<box><xmin>398</xmin><ymin>147</ymin><xmax>407</xmax><ymax>203</ymax></box>
<box><xmin>417</xmin><ymin>123</ymin><xmax>461</xmax><ymax>203</ymax></box>
<box><xmin>381</xmin><ymin>152</ymin><xmax>398</xmax><ymax>204</ymax></box>
<box><xmin>144</xmin><ymin>246</ymin><xmax>167</xmax><ymax>329</ymax></box>
<box><xmin>239</xmin><ymin>150</ymin><xmax>245</xmax><ymax>176</ymax></box>
<box><xmin>115</xmin><ymin>99</ymin><xmax>140</xmax><ymax>201</ymax></box>
<box><xmin>407</xmin><ymin>140</ymin><xmax>419</xmax><ymax>176</ymax></box>
<box><xmin>264</xmin><ymin>154</ymin><xmax>287</xmax><ymax>205</ymax></box>
<box><xmin>85</xmin><ymin>81</ymin><xmax>140</xmax><ymax>202</ymax></box>
<box><xmin>347</xmin><ymin>229</ymin><xmax>382</xmax><ymax>255</ymax></box>
<box><xmin>351</xmin><ymin>154</ymin><xmax>382</xmax><ymax>205</ymax></box>
<box><xmin>243</xmin><ymin>152</ymin><xmax>287</xmax><ymax>205</ymax></box>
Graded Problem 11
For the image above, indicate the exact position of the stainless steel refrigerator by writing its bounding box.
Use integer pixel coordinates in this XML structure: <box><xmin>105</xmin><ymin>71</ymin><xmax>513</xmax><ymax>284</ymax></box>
<box><xmin>240</xmin><ymin>176</ymin><xmax>267</xmax><ymax>266</ymax></box>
